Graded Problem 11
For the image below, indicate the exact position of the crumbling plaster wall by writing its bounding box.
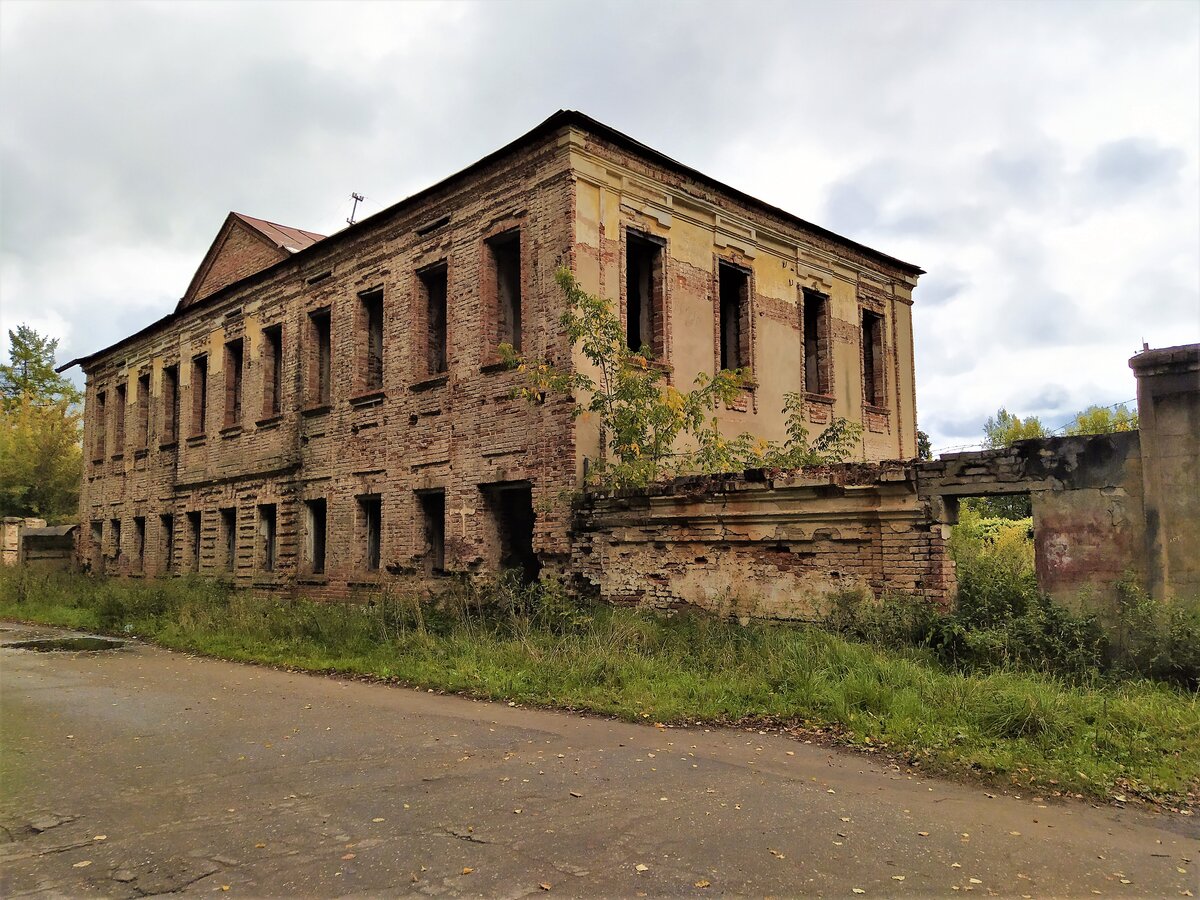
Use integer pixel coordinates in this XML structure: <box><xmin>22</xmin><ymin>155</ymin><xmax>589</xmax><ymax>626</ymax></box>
<box><xmin>572</xmin><ymin>464</ymin><xmax>952</xmax><ymax>620</ymax></box>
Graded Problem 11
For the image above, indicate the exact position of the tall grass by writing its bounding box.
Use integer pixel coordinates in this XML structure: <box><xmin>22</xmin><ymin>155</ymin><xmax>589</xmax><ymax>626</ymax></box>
<box><xmin>2</xmin><ymin>566</ymin><xmax>1197</xmax><ymax>806</ymax></box>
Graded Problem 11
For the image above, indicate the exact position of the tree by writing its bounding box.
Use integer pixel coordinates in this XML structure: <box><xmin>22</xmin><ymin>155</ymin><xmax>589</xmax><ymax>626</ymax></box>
<box><xmin>0</xmin><ymin>325</ymin><xmax>82</xmax><ymax>522</ymax></box>
<box><xmin>1064</xmin><ymin>403</ymin><xmax>1138</xmax><ymax>436</ymax></box>
<box><xmin>0</xmin><ymin>325</ymin><xmax>82</xmax><ymax>409</ymax></box>
<box><xmin>505</xmin><ymin>268</ymin><xmax>861</xmax><ymax>488</ymax></box>
<box><xmin>983</xmin><ymin>407</ymin><xmax>1046</xmax><ymax>449</ymax></box>
<box><xmin>916</xmin><ymin>429</ymin><xmax>933</xmax><ymax>460</ymax></box>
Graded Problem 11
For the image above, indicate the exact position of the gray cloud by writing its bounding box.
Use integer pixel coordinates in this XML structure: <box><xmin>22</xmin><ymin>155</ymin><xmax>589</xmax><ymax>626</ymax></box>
<box><xmin>1084</xmin><ymin>138</ymin><xmax>1186</xmax><ymax>200</ymax></box>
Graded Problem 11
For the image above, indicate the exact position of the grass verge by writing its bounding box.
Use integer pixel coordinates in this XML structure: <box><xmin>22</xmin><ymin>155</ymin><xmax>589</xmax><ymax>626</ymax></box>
<box><xmin>2</xmin><ymin>567</ymin><xmax>1197</xmax><ymax>810</ymax></box>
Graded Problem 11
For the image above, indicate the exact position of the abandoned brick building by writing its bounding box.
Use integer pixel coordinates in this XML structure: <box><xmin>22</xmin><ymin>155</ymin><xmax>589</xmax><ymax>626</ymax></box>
<box><xmin>64</xmin><ymin>110</ymin><xmax>929</xmax><ymax>602</ymax></box>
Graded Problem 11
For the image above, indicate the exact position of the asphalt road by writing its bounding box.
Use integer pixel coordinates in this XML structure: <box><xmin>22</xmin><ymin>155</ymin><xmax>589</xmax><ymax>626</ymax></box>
<box><xmin>1</xmin><ymin>621</ymin><xmax>1196</xmax><ymax>898</ymax></box>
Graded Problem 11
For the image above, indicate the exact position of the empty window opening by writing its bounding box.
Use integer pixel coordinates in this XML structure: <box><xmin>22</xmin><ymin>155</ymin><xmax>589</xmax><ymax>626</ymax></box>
<box><xmin>489</xmin><ymin>231</ymin><xmax>522</xmax><ymax>352</ymax></box>
<box><xmin>626</xmin><ymin>232</ymin><xmax>664</xmax><ymax>355</ymax></box>
<box><xmin>304</xmin><ymin>499</ymin><xmax>327</xmax><ymax>575</ymax></box>
<box><xmin>262</xmin><ymin>325</ymin><xmax>283</xmax><ymax>417</ymax></box>
<box><xmin>803</xmin><ymin>290</ymin><xmax>830</xmax><ymax>396</ymax></box>
<box><xmin>258</xmin><ymin>504</ymin><xmax>277</xmax><ymax>573</ymax></box>
<box><xmin>360</xmin><ymin>289</ymin><xmax>384</xmax><ymax>391</ymax></box>
<box><xmin>220</xmin><ymin>507</ymin><xmax>236</xmax><ymax>572</ymax></box>
<box><xmin>162</xmin><ymin>365</ymin><xmax>179</xmax><ymax>444</ymax></box>
<box><xmin>93</xmin><ymin>390</ymin><xmax>107</xmax><ymax>460</ymax></box>
<box><xmin>420</xmin><ymin>265</ymin><xmax>449</xmax><ymax>375</ymax></box>
<box><xmin>224</xmin><ymin>338</ymin><xmax>244</xmax><ymax>427</ymax></box>
<box><xmin>136</xmin><ymin>372</ymin><xmax>151</xmax><ymax>449</ymax></box>
<box><xmin>718</xmin><ymin>263</ymin><xmax>750</xmax><ymax>371</ymax></box>
<box><xmin>90</xmin><ymin>521</ymin><xmax>103</xmax><ymax>572</ymax></box>
<box><xmin>133</xmin><ymin>516</ymin><xmax>146</xmax><ymax>571</ymax></box>
<box><xmin>862</xmin><ymin>309</ymin><xmax>885</xmax><ymax>407</ymax></box>
<box><xmin>309</xmin><ymin>309</ymin><xmax>332</xmax><ymax>405</ymax></box>
<box><xmin>417</xmin><ymin>489</ymin><xmax>446</xmax><ymax>575</ymax></box>
<box><xmin>192</xmin><ymin>354</ymin><xmax>208</xmax><ymax>435</ymax></box>
<box><xmin>187</xmin><ymin>511</ymin><xmax>202</xmax><ymax>572</ymax></box>
<box><xmin>161</xmin><ymin>514</ymin><xmax>174</xmax><ymax>573</ymax></box>
<box><xmin>113</xmin><ymin>383</ymin><xmax>127</xmax><ymax>453</ymax></box>
<box><xmin>483</xmin><ymin>483</ymin><xmax>540</xmax><ymax>584</ymax></box>
<box><xmin>110</xmin><ymin>518</ymin><xmax>122</xmax><ymax>569</ymax></box>
<box><xmin>358</xmin><ymin>494</ymin><xmax>381</xmax><ymax>571</ymax></box>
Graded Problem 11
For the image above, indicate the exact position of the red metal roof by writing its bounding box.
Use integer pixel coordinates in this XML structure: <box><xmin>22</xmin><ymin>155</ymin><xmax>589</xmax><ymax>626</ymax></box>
<box><xmin>230</xmin><ymin>212</ymin><xmax>324</xmax><ymax>253</ymax></box>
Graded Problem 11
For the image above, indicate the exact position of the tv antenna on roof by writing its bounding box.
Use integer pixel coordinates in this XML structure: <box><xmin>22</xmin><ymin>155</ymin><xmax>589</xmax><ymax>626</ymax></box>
<box><xmin>346</xmin><ymin>192</ymin><xmax>365</xmax><ymax>226</ymax></box>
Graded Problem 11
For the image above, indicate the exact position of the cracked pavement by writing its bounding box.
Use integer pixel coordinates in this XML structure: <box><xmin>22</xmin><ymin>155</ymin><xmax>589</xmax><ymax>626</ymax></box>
<box><xmin>1</xmin><ymin>622</ymin><xmax>1196</xmax><ymax>897</ymax></box>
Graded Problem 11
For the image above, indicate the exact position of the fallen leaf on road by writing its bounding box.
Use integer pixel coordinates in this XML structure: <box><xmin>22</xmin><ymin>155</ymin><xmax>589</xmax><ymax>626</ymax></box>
<box><xmin>372</xmin><ymin>817</ymin><xmax>385</xmax><ymax>822</ymax></box>
<box><xmin>570</xmin><ymin>791</ymin><xmax>582</xmax><ymax>798</ymax></box>
<box><xmin>695</xmin><ymin>880</ymin><xmax>711</xmax><ymax>888</ymax></box>
<box><xmin>969</xmin><ymin>878</ymin><xmax>982</xmax><ymax>884</ymax></box>
<box><xmin>462</xmin><ymin>867</ymin><xmax>474</xmax><ymax>875</ymax></box>
<box><xmin>73</xmin><ymin>861</ymin><xmax>92</xmax><ymax>868</ymax></box>
<box><xmin>539</xmin><ymin>883</ymin><xmax>552</xmax><ymax>891</ymax></box>
<box><xmin>841</xmin><ymin>817</ymin><xmax>851</xmax><ymax>823</ymax></box>
<box><xmin>342</xmin><ymin>853</ymin><xmax>356</xmax><ymax>860</ymax></box>
<box><xmin>892</xmin><ymin>875</ymin><xmax>905</xmax><ymax>881</ymax></box>
<box><xmin>951</xmin><ymin>863</ymin><xmax>961</xmax><ymax>868</ymax></box>
<box><xmin>917</xmin><ymin>831</ymin><xmax>930</xmax><ymax>837</ymax></box>
<box><xmin>853</xmin><ymin>890</ymin><xmax>865</xmax><ymax>895</ymax></box>
<box><xmin>93</xmin><ymin>835</ymin><xmax>106</xmax><ymax>841</ymax></box>
<box><xmin>221</xmin><ymin>887</ymin><xmax>230</xmax><ymax>892</ymax></box>
<box><xmin>255</xmin><ymin>843</ymin><xmax>266</xmax><ymax>849</ymax></box>
<box><xmin>1009</xmin><ymin>831</ymin><xmax>1021</xmax><ymax>836</ymax></box>
<box><xmin>514</xmin><ymin>809</ymin><xmax>523</xmax><ymax>814</ymax></box>
<box><xmin>635</xmin><ymin>863</ymin><xmax>649</xmax><ymax>872</ymax></box>
<box><xmin>769</xmin><ymin>849</ymin><xmax>784</xmax><ymax>859</ymax></box>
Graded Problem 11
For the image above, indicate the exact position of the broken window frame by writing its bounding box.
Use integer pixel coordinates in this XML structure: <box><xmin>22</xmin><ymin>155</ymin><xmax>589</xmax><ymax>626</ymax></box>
<box><xmin>802</xmin><ymin>289</ymin><xmax>832</xmax><ymax>398</ymax></box>
<box><xmin>487</xmin><ymin>229</ymin><xmax>523</xmax><ymax>354</ymax></box>
<box><xmin>418</xmin><ymin>262</ymin><xmax>449</xmax><ymax>377</ymax></box>
<box><xmin>624</xmin><ymin>229</ymin><xmax>666</xmax><ymax>358</ymax></box>
<box><xmin>861</xmin><ymin>308</ymin><xmax>886</xmax><ymax>408</ymax></box>
<box><xmin>358</xmin><ymin>288</ymin><xmax>385</xmax><ymax>393</ymax></box>
<box><xmin>717</xmin><ymin>261</ymin><xmax>752</xmax><ymax>373</ymax></box>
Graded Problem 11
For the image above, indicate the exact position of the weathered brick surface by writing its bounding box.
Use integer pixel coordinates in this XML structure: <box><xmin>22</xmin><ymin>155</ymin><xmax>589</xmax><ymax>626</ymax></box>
<box><xmin>572</xmin><ymin>465</ymin><xmax>954</xmax><ymax>620</ymax></box>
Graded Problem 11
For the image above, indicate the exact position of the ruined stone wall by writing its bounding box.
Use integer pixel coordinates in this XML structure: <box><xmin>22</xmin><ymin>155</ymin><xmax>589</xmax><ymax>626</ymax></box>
<box><xmin>78</xmin><ymin>135</ymin><xmax>579</xmax><ymax>598</ymax></box>
<box><xmin>572</xmin><ymin>465</ymin><xmax>952</xmax><ymax>620</ymax></box>
<box><xmin>566</xmin><ymin>127</ymin><xmax>920</xmax><ymax>477</ymax></box>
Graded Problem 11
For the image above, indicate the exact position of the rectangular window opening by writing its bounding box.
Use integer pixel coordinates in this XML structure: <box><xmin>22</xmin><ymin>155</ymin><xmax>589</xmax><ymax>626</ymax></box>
<box><xmin>187</xmin><ymin>511</ymin><xmax>202</xmax><ymax>572</ymax></box>
<box><xmin>489</xmin><ymin>231</ymin><xmax>522</xmax><ymax>352</ymax></box>
<box><xmin>803</xmin><ymin>290</ymin><xmax>830</xmax><ymax>396</ymax></box>
<box><xmin>90</xmin><ymin>520</ymin><xmax>103</xmax><ymax>573</ymax></box>
<box><xmin>309</xmin><ymin>309</ymin><xmax>332</xmax><ymax>405</ymax></box>
<box><xmin>718</xmin><ymin>263</ymin><xmax>750</xmax><ymax>371</ymax></box>
<box><xmin>862</xmin><ymin>309</ymin><xmax>885</xmax><ymax>407</ymax></box>
<box><xmin>191</xmin><ymin>355</ymin><xmax>208</xmax><ymax>435</ymax></box>
<box><xmin>161</xmin><ymin>514</ymin><xmax>174</xmax><ymax>573</ymax></box>
<box><xmin>304</xmin><ymin>498</ymin><xmax>327</xmax><ymax>575</ymax></box>
<box><xmin>360</xmin><ymin>290</ymin><xmax>384</xmax><ymax>391</ymax></box>
<box><xmin>358</xmin><ymin>494</ymin><xmax>381</xmax><ymax>572</ymax></box>
<box><xmin>224</xmin><ymin>338</ymin><xmax>244</xmax><ymax>427</ymax></box>
<box><xmin>258</xmin><ymin>504</ymin><xmax>277</xmax><ymax>573</ymax></box>
<box><xmin>133</xmin><ymin>516</ymin><xmax>146</xmax><ymax>571</ymax></box>
<box><xmin>481</xmin><ymin>483</ymin><xmax>539</xmax><ymax>584</ymax></box>
<box><xmin>162</xmin><ymin>365</ymin><xmax>179</xmax><ymax>444</ymax></box>
<box><xmin>262</xmin><ymin>325</ymin><xmax>283</xmax><ymax>417</ymax></box>
<box><xmin>626</xmin><ymin>232</ymin><xmax>664</xmax><ymax>356</ymax></box>
<box><xmin>420</xmin><ymin>265</ymin><xmax>449</xmax><ymax>375</ymax></box>
<box><xmin>94</xmin><ymin>390</ymin><xmax>107</xmax><ymax>460</ymax></box>
<box><xmin>113</xmin><ymin>383</ymin><xmax>127</xmax><ymax>454</ymax></box>
<box><xmin>136</xmin><ymin>372</ymin><xmax>150</xmax><ymax>449</ymax></box>
<box><xmin>417</xmin><ymin>490</ymin><xmax>445</xmax><ymax>575</ymax></box>
<box><xmin>219</xmin><ymin>507</ymin><xmax>236</xmax><ymax>573</ymax></box>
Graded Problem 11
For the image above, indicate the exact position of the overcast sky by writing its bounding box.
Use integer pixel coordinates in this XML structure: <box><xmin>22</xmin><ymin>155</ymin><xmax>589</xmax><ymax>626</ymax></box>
<box><xmin>1</xmin><ymin>0</ymin><xmax>1196</xmax><ymax>450</ymax></box>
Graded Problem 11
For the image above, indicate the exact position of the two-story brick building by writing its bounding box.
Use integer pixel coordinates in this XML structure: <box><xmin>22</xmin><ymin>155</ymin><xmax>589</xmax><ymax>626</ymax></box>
<box><xmin>63</xmin><ymin>110</ymin><xmax>924</xmax><ymax>597</ymax></box>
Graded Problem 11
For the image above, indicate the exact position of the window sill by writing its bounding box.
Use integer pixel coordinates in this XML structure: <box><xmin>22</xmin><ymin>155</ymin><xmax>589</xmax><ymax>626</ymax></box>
<box><xmin>301</xmin><ymin>404</ymin><xmax>331</xmax><ymax>418</ymax></box>
<box><xmin>159</xmin><ymin>440</ymin><xmax>178</xmax><ymax>451</ymax></box>
<box><xmin>92</xmin><ymin>457</ymin><xmax>106</xmax><ymax>465</ymax></box>
<box><xmin>110</xmin><ymin>453</ymin><xmax>124</xmax><ymax>461</ymax></box>
<box><xmin>134</xmin><ymin>448</ymin><xmax>149</xmax><ymax>460</ymax></box>
<box><xmin>479</xmin><ymin>358</ymin><xmax>512</xmax><ymax>374</ymax></box>
<box><xmin>220</xmin><ymin>425</ymin><xmax>243</xmax><ymax>439</ymax></box>
<box><xmin>347</xmin><ymin>575</ymin><xmax>383</xmax><ymax>587</ymax></box>
<box><xmin>349</xmin><ymin>389</ymin><xmax>386</xmax><ymax>407</ymax></box>
<box><xmin>805</xmin><ymin>392</ymin><xmax>835</xmax><ymax>405</ymax></box>
<box><xmin>256</xmin><ymin>414</ymin><xmax>284</xmax><ymax>430</ymax></box>
<box><xmin>297</xmin><ymin>574</ymin><xmax>328</xmax><ymax>585</ymax></box>
<box><xmin>186</xmin><ymin>434</ymin><xmax>206</xmax><ymax>447</ymax></box>
<box><xmin>409</xmin><ymin>374</ymin><xmax>449</xmax><ymax>392</ymax></box>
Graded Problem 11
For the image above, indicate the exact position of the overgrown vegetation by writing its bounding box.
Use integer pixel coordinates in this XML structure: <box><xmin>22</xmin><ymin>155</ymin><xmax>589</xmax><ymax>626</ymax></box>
<box><xmin>501</xmin><ymin>268</ymin><xmax>861</xmax><ymax>488</ymax></box>
<box><xmin>2</xmin><ymin>565</ymin><xmax>1197</xmax><ymax>806</ymax></box>
<box><xmin>824</xmin><ymin>507</ymin><xmax>1200</xmax><ymax>689</ymax></box>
